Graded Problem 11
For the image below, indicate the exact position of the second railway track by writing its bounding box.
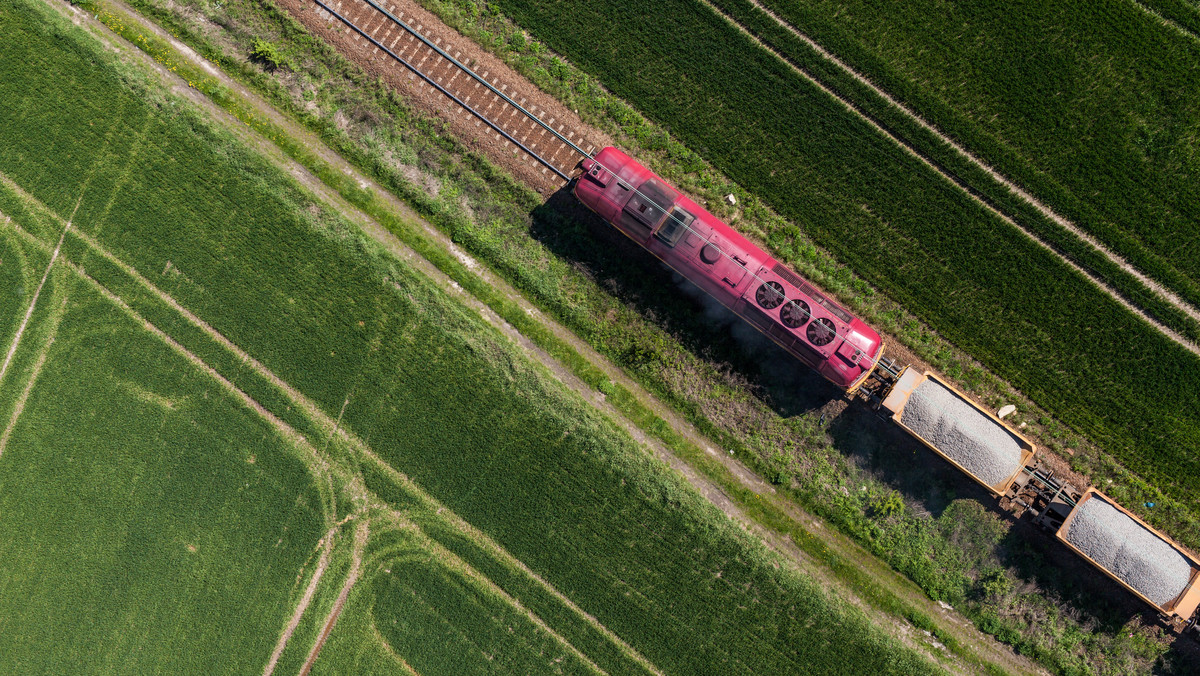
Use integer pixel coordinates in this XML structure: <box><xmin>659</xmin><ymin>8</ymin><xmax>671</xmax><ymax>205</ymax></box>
<box><xmin>306</xmin><ymin>0</ymin><xmax>594</xmax><ymax>187</ymax></box>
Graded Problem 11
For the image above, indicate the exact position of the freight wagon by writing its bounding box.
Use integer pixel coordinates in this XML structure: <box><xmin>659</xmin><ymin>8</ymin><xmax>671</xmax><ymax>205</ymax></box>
<box><xmin>572</xmin><ymin>146</ymin><xmax>1200</xmax><ymax>633</ymax></box>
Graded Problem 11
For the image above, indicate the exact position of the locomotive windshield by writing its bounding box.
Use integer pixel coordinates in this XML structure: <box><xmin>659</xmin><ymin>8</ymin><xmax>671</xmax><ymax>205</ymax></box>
<box><xmin>655</xmin><ymin>207</ymin><xmax>694</xmax><ymax>247</ymax></box>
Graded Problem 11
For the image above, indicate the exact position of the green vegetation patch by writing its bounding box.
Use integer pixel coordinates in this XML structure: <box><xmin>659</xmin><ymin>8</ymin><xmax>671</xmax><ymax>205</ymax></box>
<box><xmin>749</xmin><ymin>0</ymin><xmax>1200</xmax><ymax>305</ymax></box>
<box><xmin>368</xmin><ymin>531</ymin><xmax>597</xmax><ymax>675</ymax></box>
<box><xmin>0</xmin><ymin>276</ymin><xmax>326</xmax><ymax>673</ymax></box>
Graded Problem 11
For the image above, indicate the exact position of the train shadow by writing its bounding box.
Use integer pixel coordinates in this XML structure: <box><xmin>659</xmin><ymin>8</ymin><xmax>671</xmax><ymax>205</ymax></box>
<box><xmin>529</xmin><ymin>185</ymin><xmax>838</xmax><ymax>418</ymax></box>
<box><xmin>530</xmin><ymin>185</ymin><xmax>1200</xmax><ymax>668</ymax></box>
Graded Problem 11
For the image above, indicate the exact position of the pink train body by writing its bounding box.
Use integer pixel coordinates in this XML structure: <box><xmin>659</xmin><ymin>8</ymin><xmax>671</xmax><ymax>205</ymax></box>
<box><xmin>573</xmin><ymin>147</ymin><xmax>882</xmax><ymax>392</ymax></box>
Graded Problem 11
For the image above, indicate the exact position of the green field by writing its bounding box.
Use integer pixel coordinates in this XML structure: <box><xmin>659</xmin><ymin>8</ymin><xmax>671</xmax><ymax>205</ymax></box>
<box><xmin>490</xmin><ymin>0</ymin><xmax>1200</xmax><ymax>507</ymax></box>
<box><xmin>745</xmin><ymin>0</ymin><xmax>1200</xmax><ymax>307</ymax></box>
<box><xmin>96</xmin><ymin>0</ymin><xmax>1200</xmax><ymax>668</ymax></box>
<box><xmin>0</xmin><ymin>1</ymin><xmax>943</xmax><ymax>672</ymax></box>
<box><xmin>0</xmin><ymin>245</ymin><xmax>329</xmax><ymax>672</ymax></box>
<box><xmin>703</xmin><ymin>0</ymin><xmax>1200</xmax><ymax>344</ymax></box>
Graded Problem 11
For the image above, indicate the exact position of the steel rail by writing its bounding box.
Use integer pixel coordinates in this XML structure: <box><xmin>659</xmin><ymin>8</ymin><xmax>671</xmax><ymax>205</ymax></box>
<box><xmin>312</xmin><ymin>0</ymin><xmax>573</xmax><ymax>181</ymax></box>
<box><xmin>358</xmin><ymin>0</ymin><xmax>592</xmax><ymax>161</ymax></box>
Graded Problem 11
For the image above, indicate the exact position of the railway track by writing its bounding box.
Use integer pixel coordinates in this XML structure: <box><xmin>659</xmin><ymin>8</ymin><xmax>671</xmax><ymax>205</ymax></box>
<box><xmin>308</xmin><ymin>0</ymin><xmax>594</xmax><ymax>185</ymax></box>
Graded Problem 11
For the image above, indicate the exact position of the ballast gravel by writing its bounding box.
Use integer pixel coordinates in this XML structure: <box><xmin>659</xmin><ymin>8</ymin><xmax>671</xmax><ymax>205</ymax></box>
<box><xmin>1064</xmin><ymin>496</ymin><xmax>1193</xmax><ymax>607</ymax></box>
<box><xmin>900</xmin><ymin>378</ymin><xmax>1022</xmax><ymax>487</ymax></box>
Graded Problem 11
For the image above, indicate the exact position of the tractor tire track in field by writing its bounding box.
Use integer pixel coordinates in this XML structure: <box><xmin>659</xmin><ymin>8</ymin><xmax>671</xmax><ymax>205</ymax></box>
<box><xmin>35</xmin><ymin>5</ymin><xmax>1041</xmax><ymax>671</ymax></box>
<box><xmin>2</xmin><ymin>165</ymin><xmax>660</xmax><ymax>672</ymax></box>
<box><xmin>1129</xmin><ymin>0</ymin><xmax>1200</xmax><ymax>43</ymax></box>
<box><xmin>0</xmin><ymin>217</ymin><xmax>70</xmax><ymax>387</ymax></box>
<box><xmin>298</xmin><ymin>518</ymin><xmax>370</xmax><ymax>676</ymax></box>
<box><xmin>263</xmin><ymin>512</ymin><xmax>359</xmax><ymax>676</ymax></box>
<box><xmin>263</xmin><ymin>531</ymin><xmax>333</xmax><ymax>676</ymax></box>
<box><xmin>738</xmin><ymin>0</ymin><xmax>1200</xmax><ymax>327</ymax></box>
<box><xmin>368</xmin><ymin>511</ymin><xmax>608</xmax><ymax>675</ymax></box>
<box><xmin>701</xmin><ymin>0</ymin><xmax>1200</xmax><ymax>357</ymax></box>
<box><xmin>0</xmin><ymin>293</ymin><xmax>67</xmax><ymax>459</ymax></box>
<box><xmin>364</xmin><ymin>463</ymin><xmax>662</xmax><ymax>676</ymax></box>
<box><xmin>369</xmin><ymin>617</ymin><xmax>422</xmax><ymax>675</ymax></box>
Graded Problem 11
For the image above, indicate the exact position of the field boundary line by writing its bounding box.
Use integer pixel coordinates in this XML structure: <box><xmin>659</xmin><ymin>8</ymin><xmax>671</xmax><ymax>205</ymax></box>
<box><xmin>1129</xmin><ymin>0</ymin><xmax>1200</xmax><ymax>43</ymax></box>
<box><xmin>298</xmin><ymin>517</ymin><xmax>370</xmax><ymax>676</ymax></box>
<box><xmin>700</xmin><ymin>0</ymin><xmax>1200</xmax><ymax>356</ymax></box>
<box><xmin>735</xmin><ymin>0</ymin><xmax>1200</xmax><ymax>326</ymax></box>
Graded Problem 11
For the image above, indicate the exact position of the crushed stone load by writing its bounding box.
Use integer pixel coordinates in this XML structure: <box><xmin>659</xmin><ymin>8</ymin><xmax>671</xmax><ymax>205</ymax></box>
<box><xmin>899</xmin><ymin>378</ymin><xmax>1023</xmax><ymax>487</ymax></box>
<box><xmin>1064</xmin><ymin>496</ymin><xmax>1194</xmax><ymax>607</ymax></box>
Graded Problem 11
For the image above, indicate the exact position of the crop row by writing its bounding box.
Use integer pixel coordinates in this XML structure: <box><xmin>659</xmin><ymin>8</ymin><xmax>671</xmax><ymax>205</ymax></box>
<box><xmin>748</xmin><ymin>0</ymin><xmax>1200</xmax><ymax>309</ymax></box>
<box><xmin>492</xmin><ymin>0</ymin><xmax>1200</xmax><ymax>504</ymax></box>
<box><xmin>0</xmin><ymin>2</ymin><xmax>940</xmax><ymax>672</ymax></box>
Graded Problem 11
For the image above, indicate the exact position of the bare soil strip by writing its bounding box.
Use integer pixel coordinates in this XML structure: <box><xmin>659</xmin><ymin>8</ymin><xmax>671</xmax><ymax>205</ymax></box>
<box><xmin>298</xmin><ymin>518</ymin><xmax>370</xmax><ymax>676</ymax></box>
<box><xmin>702</xmin><ymin>0</ymin><xmax>1200</xmax><ymax>357</ymax></box>
<box><xmin>740</xmin><ymin>0</ymin><xmax>1200</xmax><ymax>326</ymax></box>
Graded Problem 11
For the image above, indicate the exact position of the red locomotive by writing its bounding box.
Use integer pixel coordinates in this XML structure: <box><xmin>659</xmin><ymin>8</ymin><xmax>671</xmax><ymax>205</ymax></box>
<box><xmin>573</xmin><ymin>146</ymin><xmax>883</xmax><ymax>393</ymax></box>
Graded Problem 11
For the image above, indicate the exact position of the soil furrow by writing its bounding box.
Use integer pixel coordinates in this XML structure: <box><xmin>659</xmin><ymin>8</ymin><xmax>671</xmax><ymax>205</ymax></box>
<box><xmin>263</xmin><ymin>532</ymin><xmax>334</xmax><ymax>676</ymax></box>
<box><xmin>298</xmin><ymin>518</ymin><xmax>369</xmax><ymax>676</ymax></box>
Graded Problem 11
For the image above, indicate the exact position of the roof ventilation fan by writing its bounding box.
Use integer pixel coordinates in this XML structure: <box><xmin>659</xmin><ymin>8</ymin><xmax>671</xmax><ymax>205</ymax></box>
<box><xmin>780</xmin><ymin>299</ymin><xmax>810</xmax><ymax>328</ymax></box>
<box><xmin>807</xmin><ymin>317</ymin><xmax>837</xmax><ymax>346</ymax></box>
<box><xmin>755</xmin><ymin>281</ymin><xmax>785</xmax><ymax>309</ymax></box>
